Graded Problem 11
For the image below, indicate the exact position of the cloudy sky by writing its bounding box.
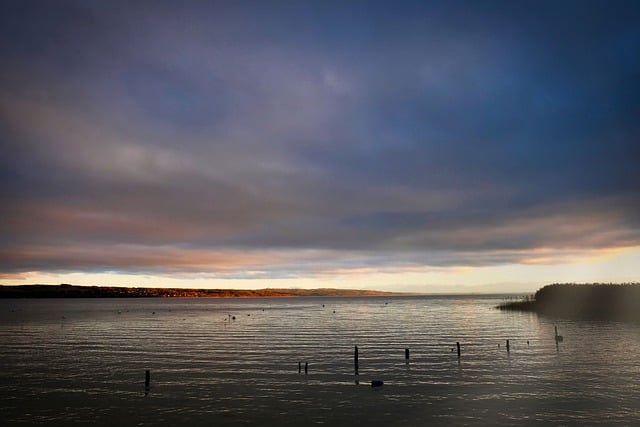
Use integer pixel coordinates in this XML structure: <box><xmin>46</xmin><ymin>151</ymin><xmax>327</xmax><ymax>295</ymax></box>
<box><xmin>1</xmin><ymin>1</ymin><xmax>639</xmax><ymax>292</ymax></box>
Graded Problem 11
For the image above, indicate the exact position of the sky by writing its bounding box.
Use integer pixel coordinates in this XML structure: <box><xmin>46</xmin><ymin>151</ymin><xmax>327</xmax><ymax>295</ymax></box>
<box><xmin>1</xmin><ymin>0</ymin><xmax>639</xmax><ymax>293</ymax></box>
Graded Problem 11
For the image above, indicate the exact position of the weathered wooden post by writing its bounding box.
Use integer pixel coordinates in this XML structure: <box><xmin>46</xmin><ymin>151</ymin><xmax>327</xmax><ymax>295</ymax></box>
<box><xmin>456</xmin><ymin>341</ymin><xmax>461</xmax><ymax>359</ymax></box>
<box><xmin>354</xmin><ymin>345</ymin><xmax>359</xmax><ymax>375</ymax></box>
<box><xmin>554</xmin><ymin>326</ymin><xmax>563</xmax><ymax>342</ymax></box>
<box><xmin>145</xmin><ymin>369</ymin><xmax>150</xmax><ymax>395</ymax></box>
<box><xmin>298</xmin><ymin>361</ymin><xmax>301</xmax><ymax>374</ymax></box>
<box><xmin>305</xmin><ymin>361</ymin><xmax>308</xmax><ymax>375</ymax></box>
<box><xmin>405</xmin><ymin>348</ymin><xmax>410</xmax><ymax>361</ymax></box>
<box><xmin>506</xmin><ymin>339</ymin><xmax>510</xmax><ymax>352</ymax></box>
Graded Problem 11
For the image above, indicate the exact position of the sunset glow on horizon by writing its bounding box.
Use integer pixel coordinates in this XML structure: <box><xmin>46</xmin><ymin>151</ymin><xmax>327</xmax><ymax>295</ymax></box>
<box><xmin>1</xmin><ymin>1</ymin><xmax>639</xmax><ymax>293</ymax></box>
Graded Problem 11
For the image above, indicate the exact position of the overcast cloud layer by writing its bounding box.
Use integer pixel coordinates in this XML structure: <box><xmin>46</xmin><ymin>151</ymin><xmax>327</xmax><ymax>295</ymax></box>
<box><xmin>1</xmin><ymin>1</ymin><xmax>639</xmax><ymax>282</ymax></box>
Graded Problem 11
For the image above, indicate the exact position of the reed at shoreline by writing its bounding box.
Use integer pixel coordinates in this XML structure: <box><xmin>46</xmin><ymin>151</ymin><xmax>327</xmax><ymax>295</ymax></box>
<box><xmin>498</xmin><ymin>283</ymin><xmax>640</xmax><ymax>321</ymax></box>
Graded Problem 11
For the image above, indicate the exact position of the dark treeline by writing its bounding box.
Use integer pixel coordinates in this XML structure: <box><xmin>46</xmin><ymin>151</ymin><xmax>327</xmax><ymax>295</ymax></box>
<box><xmin>0</xmin><ymin>284</ymin><xmax>397</xmax><ymax>298</ymax></box>
<box><xmin>498</xmin><ymin>283</ymin><xmax>640</xmax><ymax>321</ymax></box>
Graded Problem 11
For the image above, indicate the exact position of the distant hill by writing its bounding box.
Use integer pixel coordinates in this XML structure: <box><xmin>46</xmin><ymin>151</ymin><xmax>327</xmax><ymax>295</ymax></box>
<box><xmin>0</xmin><ymin>284</ymin><xmax>399</xmax><ymax>298</ymax></box>
<box><xmin>498</xmin><ymin>283</ymin><xmax>640</xmax><ymax>321</ymax></box>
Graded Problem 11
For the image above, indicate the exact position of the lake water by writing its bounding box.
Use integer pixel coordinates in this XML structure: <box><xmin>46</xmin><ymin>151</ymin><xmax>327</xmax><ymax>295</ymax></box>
<box><xmin>1</xmin><ymin>295</ymin><xmax>639</xmax><ymax>426</ymax></box>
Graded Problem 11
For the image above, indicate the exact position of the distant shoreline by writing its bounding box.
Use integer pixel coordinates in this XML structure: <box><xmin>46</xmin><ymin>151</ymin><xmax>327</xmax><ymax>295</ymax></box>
<box><xmin>498</xmin><ymin>283</ymin><xmax>640</xmax><ymax>321</ymax></box>
<box><xmin>0</xmin><ymin>284</ymin><xmax>402</xmax><ymax>298</ymax></box>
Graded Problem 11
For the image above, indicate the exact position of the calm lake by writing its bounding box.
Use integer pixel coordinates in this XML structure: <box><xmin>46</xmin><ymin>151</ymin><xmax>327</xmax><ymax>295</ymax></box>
<box><xmin>1</xmin><ymin>295</ymin><xmax>639</xmax><ymax>426</ymax></box>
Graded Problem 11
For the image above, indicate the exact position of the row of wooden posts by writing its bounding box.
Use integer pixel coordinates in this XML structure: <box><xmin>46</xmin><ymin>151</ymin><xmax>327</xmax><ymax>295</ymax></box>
<box><xmin>144</xmin><ymin>328</ymin><xmax>563</xmax><ymax>391</ymax></box>
<box><xmin>327</xmin><ymin>326</ymin><xmax>563</xmax><ymax>376</ymax></box>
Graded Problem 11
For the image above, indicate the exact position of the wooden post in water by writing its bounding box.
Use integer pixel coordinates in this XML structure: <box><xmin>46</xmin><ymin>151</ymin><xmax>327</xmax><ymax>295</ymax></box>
<box><xmin>506</xmin><ymin>339</ymin><xmax>510</xmax><ymax>352</ymax></box>
<box><xmin>304</xmin><ymin>361</ymin><xmax>308</xmax><ymax>375</ymax></box>
<box><xmin>298</xmin><ymin>361</ymin><xmax>301</xmax><ymax>374</ymax></box>
<box><xmin>456</xmin><ymin>342</ymin><xmax>461</xmax><ymax>359</ymax></box>
<box><xmin>405</xmin><ymin>348</ymin><xmax>410</xmax><ymax>361</ymax></box>
<box><xmin>354</xmin><ymin>345</ymin><xmax>359</xmax><ymax>375</ymax></box>
<box><xmin>145</xmin><ymin>369</ymin><xmax>150</xmax><ymax>394</ymax></box>
<box><xmin>554</xmin><ymin>326</ymin><xmax>563</xmax><ymax>343</ymax></box>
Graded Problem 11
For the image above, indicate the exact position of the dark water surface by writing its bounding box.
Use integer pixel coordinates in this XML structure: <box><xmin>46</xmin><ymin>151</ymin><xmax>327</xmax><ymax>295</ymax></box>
<box><xmin>1</xmin><ymin>296</ymin><xmax>639</xmax><ymax>425</ymax></box>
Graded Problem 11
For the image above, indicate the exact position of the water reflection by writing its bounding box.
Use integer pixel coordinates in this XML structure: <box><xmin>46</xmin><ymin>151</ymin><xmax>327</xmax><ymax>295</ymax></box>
<box><xmin>0</xmin><ymin>296</ymin><xmax>639</xmax><ymax>425</ymax></box>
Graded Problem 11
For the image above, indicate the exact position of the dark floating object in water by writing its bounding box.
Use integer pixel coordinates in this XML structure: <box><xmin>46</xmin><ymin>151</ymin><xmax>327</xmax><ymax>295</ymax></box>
<box><xmin>152</xmin><ymin>312</ymin><xmax>155</xmax><ymax>315</ymax></box>
<box><xmin>232</xmin><ymin>316</ymin><xmax>236</xmax><ymax>320</ymax></box>
<box><xmin>371</xmin><ymin>379</ymin><xmax>384</xmax><ymax>387</ymax></box>
<box><xmin>555</xmin><ymin>326</ymin><xmax>563</xmax><ymax>342</ymax></box>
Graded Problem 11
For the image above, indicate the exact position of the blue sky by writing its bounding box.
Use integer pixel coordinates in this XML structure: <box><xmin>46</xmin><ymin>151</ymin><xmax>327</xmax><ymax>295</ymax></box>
<box><xmin>1</xmin><ymin>1</ymin><xmax>639</xmax><ymax>292</ymax></box>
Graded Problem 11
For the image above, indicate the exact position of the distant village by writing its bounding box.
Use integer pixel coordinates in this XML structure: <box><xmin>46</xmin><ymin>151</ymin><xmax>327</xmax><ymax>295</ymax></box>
<box><xmin>0</xmin><ymin>284</ymin><xmax>396</xmax><ymax>298</ymax></box>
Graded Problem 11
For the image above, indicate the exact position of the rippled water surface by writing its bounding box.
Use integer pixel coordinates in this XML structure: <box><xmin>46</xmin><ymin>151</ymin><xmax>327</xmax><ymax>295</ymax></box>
<box><xmin>1</xmin><ymin>296</ymin><xmax>639</xmax><ymax>426</ymax></box>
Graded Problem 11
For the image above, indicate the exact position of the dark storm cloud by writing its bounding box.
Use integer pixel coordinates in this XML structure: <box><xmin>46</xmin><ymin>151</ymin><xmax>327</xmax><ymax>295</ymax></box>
<box><xmin>1</xmin><ymin>0</ymin><xmax>639</xmax><ymax>275</ymax></box>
